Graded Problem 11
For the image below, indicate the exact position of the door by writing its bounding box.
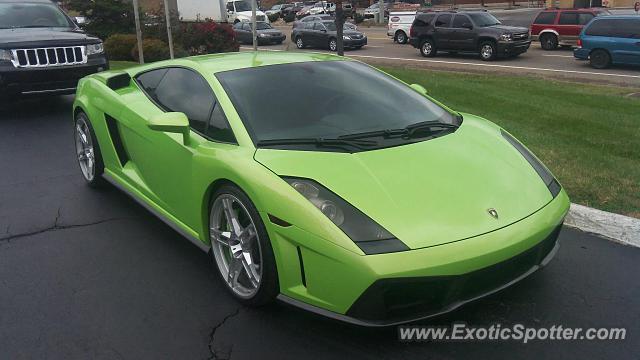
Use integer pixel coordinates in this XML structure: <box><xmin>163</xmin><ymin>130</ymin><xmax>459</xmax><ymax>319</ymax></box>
<box><xmin>312</xmin><ymin>22</ymin><xmax>328</xmax><ymax>47</ymax></box>
<box><xmin>118</xmin><ymin>67</ymin><xmax>217</xmax><ymax>225</ymax></box>
<box><xmin>556</xmin><ymin>12</ymin><xmax>581</xmax><ymax>42</ymax></box>
<box><xmin>433</xmin><ymin>13</ymin><xmax>454</xmax><ymax>50</ymax></box>
<box><xmin>609</xmin><ymin>19</ymin><xmax>640</xmax><ymax>65</ymax></box>
<box><xmin>450</xmin><ymin>14</ymin><xmax>475</xmax><ymax>51</ymax></box>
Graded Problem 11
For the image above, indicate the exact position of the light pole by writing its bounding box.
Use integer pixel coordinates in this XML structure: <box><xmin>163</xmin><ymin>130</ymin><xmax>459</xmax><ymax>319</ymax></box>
<box><xmin>132</xmin><ymin>0</ymin><xmax>144</xmax><ymax>63</ymax></box>
<box><xmin>251</xmin><ymin>0</ymin><xmax>257</xmax><ymax>51</ymax></box>
<box><xmin>336</xmin><ymin>1</ymin><xmax>344</xmax><ymax>55</ymax></box>
<box><xmin>163</xmin><ymin>0</ymin><xmax>175</xmax><ymax>59</ymax></box>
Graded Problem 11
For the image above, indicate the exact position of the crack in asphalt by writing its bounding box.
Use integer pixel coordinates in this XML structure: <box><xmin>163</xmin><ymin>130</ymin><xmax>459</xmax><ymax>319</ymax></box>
<box><xmin>207</xmin><ymin>307</ymin><xmax>241</xmax><ymax>360</ymax></box>
<box><xmin>0</xmin><ymin>209</ymin><xmax>137</xmax><ymax>243</ymax></box>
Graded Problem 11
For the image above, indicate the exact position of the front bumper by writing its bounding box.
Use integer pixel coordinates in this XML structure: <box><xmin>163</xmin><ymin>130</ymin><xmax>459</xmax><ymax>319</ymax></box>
<box><xmin>573</xmin><ymin>47</ymin><xmax>589</xmax><ymax>60</ymax></box>
<box><xmin>269</xmin><ymin>188</ymin><xmax>570</xmax><ymax>326</ymax></box>
<box><xmin>344</xmin><ymin>37</ymin><xmax>367</xmax><ymax>48</ymax></box>
<box><xmin>0</xmin><ymin>54</ymin><xmax>108</xmax><ymax>96</ymax></box>
<box><xmin>497</xmin><ymin>40</ymin><xmax>531</xmax><ymax>56</ymax></box>
<box><xmin>258</xmin><ymin>35</ymin><xmax>286</xmax><ymax>45</ymax></box>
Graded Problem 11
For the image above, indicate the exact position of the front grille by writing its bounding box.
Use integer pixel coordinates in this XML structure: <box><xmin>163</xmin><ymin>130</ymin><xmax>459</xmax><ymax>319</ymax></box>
<box><xmin>10</xmin><ymin>46</ymin><xmax>87</xmax><ymax>68</ymax></box>
<box><xmin>351</xmin><ymin>34</ymin><xmax>364</xmax><ymax>39</ymax></box>
<box><xmin>512</xmin><ymin>32</ymin><xmax>529</xmax><ymax>40</ymax></box>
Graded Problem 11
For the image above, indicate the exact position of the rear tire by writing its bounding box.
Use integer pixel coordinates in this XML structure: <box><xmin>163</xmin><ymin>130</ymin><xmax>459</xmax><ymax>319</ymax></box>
<box><xmin>295</xmin><ymin>36</ymin><xmax>305</xmax><ymax>49</ymax></box>
<box><xmin>479</xmin><ymin>41</ymin><xmax>497</xmax><ymax>61</ymax></box>
<box><xmin>540</xmin><ymin>33</ymin><xmax>558</xmax><ymax>50</ymax></box>
<box><xmin>419</xmin><ymin>38</ymin><xmax>436</xmax><ymax>57</ymax></box>
<box><xmin>74</xmin><ymin>111</ymin><xmax>105</xmax><ymax>188</ymax></box>
<box><xmin>589</xmin><ymin>49</ymin><xmax>611</xmax><ymax>69</ymax></box>
<box><xmin>395</xmin><ymin>31</ymin><xmax>407</xmax><ymax>44</ymax></box>
<box><xmin>329</xmin><ymin>38</ymin><xmax>337</xmax><ymax>52</ymax></box>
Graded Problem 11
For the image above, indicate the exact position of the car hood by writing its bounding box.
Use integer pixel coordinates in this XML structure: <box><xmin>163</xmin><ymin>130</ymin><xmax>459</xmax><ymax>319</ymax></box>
<box><xmin>487</xmin><ymin>25</ymin><xmax>529</xmax><ymax>34</ymax></box>
<box><xmin>236</xmin><ymin>10</ymin><xmax>267</xmax><ymax>17</ymax></box>
<box><xmin>0</xmin><ymin>28</ymin><xmax>100</xmax><ymax>48</ymax></box>
<box><xmin>254</xmin><ymin>115</ymin><xmax>553</xmax><ymax>250</ymax></box>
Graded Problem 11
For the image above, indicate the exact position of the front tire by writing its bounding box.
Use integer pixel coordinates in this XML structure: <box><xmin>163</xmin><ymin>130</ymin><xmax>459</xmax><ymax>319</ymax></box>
<box><xmin>209</xmin><ymin>184</ymin><xmax>279</xmax><ymax>306</ymax></box>
<box><xmin>479</xmin><ymin>41</ymin><xmax>497</xmax><ymax>61</ymax></box>
<box><xmin>329</xmin><ymin>38</ymin><xmax>337</xmax><ymax>52</ymax></box>
<box><xmin>589</xmin><ymin>49</ymin><xmax>611</xmax><ymax>69</ymax></box>
<box><xmin>395</xmin><ymin>30</ymin><xmax>407</xmax><ymax>44</ymax></box>
<box><xmin>74</xmin><ymin>112</ymin><xmax>105</xmax><ymax>188</ymax></box>
<box><xmin>419</xmin><ymin>38</ymin><xmax>436</xmax><ymax>57</ymax></box>
<box><xmin>295</xmin><ymin>36</ymin><xmax>305</xmax><ymax>49</ymax></box>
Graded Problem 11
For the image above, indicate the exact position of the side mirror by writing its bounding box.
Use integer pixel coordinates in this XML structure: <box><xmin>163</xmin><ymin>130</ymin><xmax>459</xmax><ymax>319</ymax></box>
<box><xmin>410</xmin><ymin>83</ymin><xmax>428</xmax><ymax>96</ymax></box>
<box><xmin>148</xmin><ymin>112</ymin><xmax>190</xmax><ymax>145</ymax></box>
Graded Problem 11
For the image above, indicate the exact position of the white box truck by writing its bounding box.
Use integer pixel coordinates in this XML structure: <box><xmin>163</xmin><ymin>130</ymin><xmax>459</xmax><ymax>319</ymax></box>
<box><xmin>175</xmin><ymin>0</ymin><xmax>227</xmax><ymax>22</ymax></box>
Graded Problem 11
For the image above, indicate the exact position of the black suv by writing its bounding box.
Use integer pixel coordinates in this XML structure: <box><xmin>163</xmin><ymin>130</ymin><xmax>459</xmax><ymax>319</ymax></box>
<box><xmin>409</xmin><ymin>10</ymin><xmax>531</xmax><ymax>61</ymax></box>
<box><xmin>0</xmin><ymin>0</ymin><xmax>108</xmax><ymax>97</ymax></box>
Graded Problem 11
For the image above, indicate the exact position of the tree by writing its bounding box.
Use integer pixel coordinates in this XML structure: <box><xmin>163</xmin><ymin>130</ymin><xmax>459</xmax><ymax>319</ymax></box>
<box><xmin>67</xmin><ymin>0</ymin><xmax>135</xmax><ymax>39</ymax></box>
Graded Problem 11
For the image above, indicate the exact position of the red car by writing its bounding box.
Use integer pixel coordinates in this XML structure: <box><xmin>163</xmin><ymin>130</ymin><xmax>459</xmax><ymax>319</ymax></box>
<box><xmin>530</xmin><ymin>8</ymin><xmax>610</xmax><ymax>50</ymax></box>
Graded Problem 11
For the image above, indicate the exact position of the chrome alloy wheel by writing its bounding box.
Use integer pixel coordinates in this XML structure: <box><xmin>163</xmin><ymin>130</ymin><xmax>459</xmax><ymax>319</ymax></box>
<box><xmin>74</xmin><ymin>117</ymin><xmax>95</xmax><ymax>182</ymax></box>
<box><xmin>421</xmin><ymin>41</ymin><xmax>432</xmax><ymax>55</ymax></box>
<box><xmin>296</xmin><ymin>37</ymin><xmax>304</xmax><ymax>49</ymax></box>
<box><xmin>329</xmin><ymin>39</ymin><xmax>337</xmax><ymax>51</ymax></box>
<box><xmin>480</xmin><ymin>44</ymin><xmax>494</xmax><ymax>60</ymax></box>
<box><xmin>210</xmin><ymin>194</ymin><xmax>263</xmax><ymax>298</ymax></box>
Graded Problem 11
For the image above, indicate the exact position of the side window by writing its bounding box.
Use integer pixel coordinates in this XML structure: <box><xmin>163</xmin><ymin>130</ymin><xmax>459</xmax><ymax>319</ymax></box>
<box><xmin>153</xmin><ymin>68</ymin><xmax>214</xmax><ymax>134</ymax></box>
<box><xmin>585</xmin><ymin>19</ymin><xmax>613</xmax><ymax>37</ymax></box>
<box><xmin>413</xmin><ymin>14</ymin><xmax>434</xmax><ymax>27</ymax></box>
<box><xmin>313</xmin><ymin>22</ymin><xmax>325</xmax><ymax>31</ymax></box>
<box><xmin>452</xmin><ymin>15</ymin><xmax>470</xmax><ymax>28</ymax></box>
<box><xmin>304</xmin><ymin>22</ymin><xmax>314</xmax><ymax>29</ymax></box>
<box><xmin>578</xmin><ymin>13</ymin><xmax>594</xmax><ymax>25</ymax></box>
<box><xmin>136</xmin><ymin>68</ymin><xmax>168</xmax><ymax>100</ymax></box>
<box><xmin>558</xmin><ymin>12</ymin><xmax>579</xmax><ymax>25</ymax></box>
<box><xmin>206</xmin><ymin>103</ymin><xmax>236</xmax><ymax>143</ymax></box>
<box><xmin>534</xmin><ymin>12</ymin><xmax>556</xmax><ymax>25</ymax></box>
<box><xmin>435</xmin><ymin>14</ymin><xmax>452</xmax><ymax>28</ymax></box>
<box><xmin>613</xmin><ymin>19</ymin><xmax>640</xmax><ymax>39</ymax></box>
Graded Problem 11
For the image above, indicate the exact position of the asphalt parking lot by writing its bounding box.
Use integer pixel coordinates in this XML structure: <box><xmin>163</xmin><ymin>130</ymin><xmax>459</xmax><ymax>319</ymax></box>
<box><xmin>1</xmin><ymin>95</ymin><xmax>639</xmax><ymax>359</ymax></box>
<box><xmin>243</xmin><ymin>9</ymin><xmax>640</xmax><ymax>86</ymax></box>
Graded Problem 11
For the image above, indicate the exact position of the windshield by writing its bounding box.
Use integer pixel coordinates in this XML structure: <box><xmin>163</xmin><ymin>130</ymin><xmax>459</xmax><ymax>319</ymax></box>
<box><xmin>216</xmin><ymin>61</ymin><xmax>456</xmax><ymax>144</ymax></box>
<box><xmin>0</xmin><ymin>3</ymin><xmax>73</xmax><ymax>29</ymax></box>
<box><xmin>234</xmin><ymin>1</ymin><xmax>252</xmax><ymax>12</ymax></box>
<box><xmin>468</xmin><ymin>13</ymin><xmax>501</xmax><ymax>27</ymax></box>
<box><xmin>254</xmin><ymin>22</ymin><xmax>272</xmax><ymax>30</ymax></box>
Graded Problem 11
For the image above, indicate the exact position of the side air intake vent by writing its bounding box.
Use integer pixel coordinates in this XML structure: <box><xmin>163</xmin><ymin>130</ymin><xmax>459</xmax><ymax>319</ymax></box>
<box><xmin>105</xmin><ymin>114</ymin><xmax>129</xmax><ymax>167</ymax></box>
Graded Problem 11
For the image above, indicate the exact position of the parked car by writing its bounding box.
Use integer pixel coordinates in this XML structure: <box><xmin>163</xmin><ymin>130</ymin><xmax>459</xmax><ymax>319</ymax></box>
<box><xmin>73</xmin><ymin>51</ymin><xmax>569</xmax><ymax>326</ymax></box>
<box><xmin>226</xmin><ymin>0</ymin><xmax>269</xmax><ymax>23</ymax></box>
<box><xmin>233</xmin><ymin>21</ymin><xmax>285</xmax><ymax>45</ymax></box>
<box><xmin>342</xmin><ymin>2</ymin><xmax>354</xmax><ymax>18</ymax></box>
<box><xmin>293</xmin><ymin>14</ymin><xmax>332</xmax><ymax>28</ymax></box>
<box><xmin>265</xmin><ymin>4</ymin><xmax>285</xmax><ymax>17</ymax></box>
<box><xmin>363</xmin><ymin>2</ymin><xmax>389</xmax><ymax>19</ymax></box>
<box><xmin>574</xmin><ymin>15</ymin><xmax>640</xmax><ymax>69</ymax></box>
<box><xmin>0</xmin><ymin>0</ymin><xmax>108</xmax><ymax>97</ymax></box>
<box><xmin>530</xmin><ymin>8</ymin><xmax>610</xmax><ymax>50</ymax></box>
<box><xmin>387</xmin><ymin>11</ymin><xmax>416</xmax><ymax>44</ymax></box>
<box><xmin>296</xmin><ymin>5</ymin><xmax>313</xmax><ymax>19</ymax></box>
<box><xmin>291</xmin><ymin>20</ymin><xmax>366</xmax><ymax>51</ymax></box>
<box><xmin>409</xmin><ymin>10</ymin><xmax>531</xmax><ymax>61</ymax></box>
<box><xmin>309</xmin><ymin>1</ymin><xmax>335</xmax><ymax>16</ymax></box>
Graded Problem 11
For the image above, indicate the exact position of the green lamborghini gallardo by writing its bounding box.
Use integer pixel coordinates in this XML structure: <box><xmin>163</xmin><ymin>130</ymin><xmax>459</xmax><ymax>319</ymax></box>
<box><xmin>72</xmin><ymin>52</ymin><xmax>569</xmax><ymax>326</ymax></box>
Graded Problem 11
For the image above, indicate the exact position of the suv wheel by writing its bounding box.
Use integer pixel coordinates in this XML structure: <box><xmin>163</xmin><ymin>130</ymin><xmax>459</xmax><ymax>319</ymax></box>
<box><xmin>479</xmin><ymin>41</ymin><xmax>497</xmax><ymax>61</ymax></box>
<box><xmin>295</xmin><ymin>36</ymin><xmax>305</xmax><ymax>49</ymax></box>
<box><xmin>540</xmin><ymin>33</ymin><xmax>558</xmax><ymax>50</ymax></box>
<box><xmin>589</xmin><ymin>49</ymin><xmax>611</xmax><ymax>69</ymax></box>
<box><xmin>419</xmin><ymin>39</ymin><xmax>436</xmax><ymax>57</ymax></box>
<box><xmin>395</xmin><ymin>31</ymin><xmax>407</xmax><ymax>44</ymax></box>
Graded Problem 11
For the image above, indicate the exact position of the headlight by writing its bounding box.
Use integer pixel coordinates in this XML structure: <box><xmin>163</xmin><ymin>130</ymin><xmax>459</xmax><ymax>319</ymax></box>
<box><xmin>343</xmin><ymin>35</ymin><xmax>351</xmax><ymax>40</ymax></box>
<box><xmin>501</xmin><ymin>130</ymin><xmax>561</xmax><ymax>197</ymax></box>
<box><xmin>86</xmin><ymin>42</ymin><xmax>104</xmax><ymax>55</ymax></box>
<box><xmin>500</xmin><ymin>33</ymin><xmax>512</xmax><ymax>41</ymax></box>
<box><xmin>258</xmin><ymin>33</ymin><xmax>267</xmax><ymax>37</ymax></box>
<box><xmin>284</xmin><ymin>177</ymin><xmax>409</xmax><ymax>255</ymax></box>
<box><xmin>0</xmin><ymin>49</ymin><xmax>12</xmax><ymax>61</ymax></box>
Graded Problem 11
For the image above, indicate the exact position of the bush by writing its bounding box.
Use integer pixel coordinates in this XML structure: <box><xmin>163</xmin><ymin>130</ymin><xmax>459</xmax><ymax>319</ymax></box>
<box><xmin>104</xmin><ymin>34</ymin><xmax>138</xmax><ymax>61</ymax></box>
<box><xmin>180</xmin><ymin>21</ymin><xmax>239</xmax><ymax>55</ymax></box>
<box><xmin>267</xmin><ymin>13</ymin><xmax>280</xmax><ymax>23</ymax></box>
<box><xmin>131</xmin><ymin>38</ymin><xmax>171</xmax><ymax>62</ymax></box>
<box><xmin>68</xmin><ymin>0</ymin><xmax>135</xmax><ymax>39</ymax></box>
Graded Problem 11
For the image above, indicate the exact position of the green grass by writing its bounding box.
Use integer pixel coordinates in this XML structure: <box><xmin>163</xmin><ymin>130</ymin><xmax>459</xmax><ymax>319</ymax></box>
<box><xmin>380</xmin><ymin>67</ymin><xmax>640</xmax><ymax>218</ymax></box>
<box><xmin>101</xmin><ymin>60</ymin><xmax>640</xmax><ymax>217</ymax></box>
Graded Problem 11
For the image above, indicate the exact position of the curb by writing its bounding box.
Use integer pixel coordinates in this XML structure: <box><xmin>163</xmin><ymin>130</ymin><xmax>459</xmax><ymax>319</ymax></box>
<box><xmin>565</xmin><ymin>203</ymin><xmax>640</xmax><ymax>248</ymax></box>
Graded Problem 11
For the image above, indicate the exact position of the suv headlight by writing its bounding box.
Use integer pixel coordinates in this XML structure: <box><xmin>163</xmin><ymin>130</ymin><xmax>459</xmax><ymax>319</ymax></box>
<box><xmin>0</xmin><ymin>49</ymin><xmax>12</xmax><ymax>61</ymax></box>
<box><xmin>86</xmin><ymin>42</ymin><xmax>104</xmax><ymax>55</ymax></box>
<box><xmin>343</xmin><ymin>35</ymin><xmax>351</xmax><ymax>40</ymax></box>
<box><xmin>284</xmin><ymin>177</ymin><xmax>409</xmax><ymax>255</ymax></box>
<box><xmin>500</xmin><ymin>33</ymin><xmax>512</xmax><ymax>41</ymax></box>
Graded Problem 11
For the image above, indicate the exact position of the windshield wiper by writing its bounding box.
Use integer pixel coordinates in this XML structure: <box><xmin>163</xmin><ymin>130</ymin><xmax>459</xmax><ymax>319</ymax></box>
<box><xmin>256</xmin><ymin>137</ymin><xmax>379</xmax><ymax>150</ymax></box>
<box><xmin>338</xmin><ymin>120</ymin><xmax>459</xmax><ymax>141</ymax></box>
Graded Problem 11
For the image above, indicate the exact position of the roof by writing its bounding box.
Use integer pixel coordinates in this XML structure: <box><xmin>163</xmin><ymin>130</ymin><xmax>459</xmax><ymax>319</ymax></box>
<box><xmin>127</xmin><ymin>51</ymin><xmax>348</xmax><ymax>75</ymax></box>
